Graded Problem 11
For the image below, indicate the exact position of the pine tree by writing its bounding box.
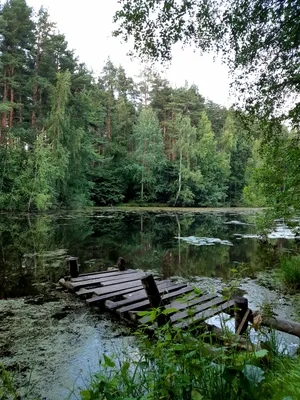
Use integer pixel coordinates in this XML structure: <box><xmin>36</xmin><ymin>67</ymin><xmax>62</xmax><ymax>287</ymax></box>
<box><xmin>0</xmin><ymin>0</ymin><xmax>34</xmax><ymax>135</ymax></box>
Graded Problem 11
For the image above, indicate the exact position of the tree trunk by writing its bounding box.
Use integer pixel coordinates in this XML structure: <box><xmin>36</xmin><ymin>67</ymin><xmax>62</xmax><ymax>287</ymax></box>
<box><xmin>107</xmin><ymin>97</ymin><xmax>111</xmax><ymax>142</ymax></box>
<box><xmin>9</xmin><ymin>88</ymin><xmax>14</xmax><ymax>129</ymax></box>
<box><xmin>174</xmin><ymin>150</ymin><xmax>183</xmax><ymax>206</ymax></box>
<box><xmin>32</xmin><ymin>46</ymin><xmax>40</xmax><ymax>126</ymax></box>
<box><xmin>9</xmin><ymin>66</ymin><xmax>14</xmax><ymax>129</ymax></box>
<box><xmin>19</xmin><ymin>91</ymin><xmax>22</xmax><ymax>124</ymax></box>
<box><xmin>1</xmin><ymin>66</ymin><xmax>7</xmax><ymax>129</ymax></box>
<box><xmin>171</xmin><ymin>111</ymin><xmax>175</xmax><ymax>161</ymax></box>
<box><xmin>141</xmin><ymin>167</ymin><xmax>144</xmax><ymax>201</ymax></box>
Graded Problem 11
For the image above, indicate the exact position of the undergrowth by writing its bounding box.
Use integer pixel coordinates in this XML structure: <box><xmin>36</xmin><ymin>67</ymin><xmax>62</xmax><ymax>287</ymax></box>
<box><xmin>78</xmin><ymin>306</ymin><xmax>300</xmax><ymax>400</ymax></box>
<box><xmin>279</xmin><ymin>254</ymin><xmax>300</xmax><ymax>289</ymax></box>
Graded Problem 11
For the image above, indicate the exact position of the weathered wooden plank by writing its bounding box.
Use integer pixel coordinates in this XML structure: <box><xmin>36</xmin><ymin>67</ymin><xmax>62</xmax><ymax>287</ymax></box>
<box><xmin>116</xmin><ymin>286</ymin><xmax>195</xmax><ymax>315</ymax></box>
<box><xmin>170</xmin><ymin>297</ymin><xmax>229</xmax><ymax>324</ymax></box>
<box><xmin>71</xmin><ymin>269</ymin><xmax>136</xmax><ymax>282</ymax></box>
<box><xmin>173</xmin><ymin>299</ymin><xmax>235</xmax><ymax>329</ymax></box>
<box><xmin>88</xmin><ymin>279</ymin><xmax>145</xmax><ymax>296</ymax></box>
<box><xmin>75</xmin><ymin>279</ymin><xmax>169</xmax><ymax>296</ymax></box>
<box><xmin>70</xmin><ymin>272</ymin><xmax>147</xmax><ymax>290</ymax></box>
<box><xmin>101</xmin><ymin>274</ymin><xmax>152</xmax><ymax>286</ymax></box>
<box><xmin>125</xmin><ymin>280</ymin><xmax>172</xmax><ymax>296</ymax></box>
<box><xmin>105</xmin><ymin>283</ymin><xmax>188</xmax><ymax>310</ymax></box>
<box><xmin>86</xmin><ymin>280</ymin><xmax>174</xmax><ymax>305</ymax></box>
<box><xmin>87</xmin><ymin>286</ymin><xmax>145</xmax><ymax>304</ymax></box>
<box><xmin>137</xmin><ymin>292</ymin><xmax>218</xmax><ymax>325</ymax></box>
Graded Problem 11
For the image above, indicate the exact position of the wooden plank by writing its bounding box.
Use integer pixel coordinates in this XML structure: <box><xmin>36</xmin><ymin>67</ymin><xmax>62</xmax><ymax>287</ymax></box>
<box><xmin>105</xmin><ymin>283</ymin><xmax>188</xmax><ymax>310</ymax></box>
<box><xmin>170</xmin><ymin>297</ymin><xmax>229</xmax><ymax>324</ymax></box>
<box><xmin>88</xmin><ymin>279</ymin><xmax>145</xmax><ymax>296</ymax></box>
<box><xmin>79</xmin><ymin>278</ymin><xmax>168</xmax><ymax>298</ymax></box>
<box><xmin>71</xmin><ymin>269</ymin><xmax>136</xmax><ymax>282</ymax></box>
<box><xmin>116</xmin><ymin>286</ymin><xmax>195</xmax><ymax>315</ymax></box>
<box><xmin>125</xmin><ymin>280</ymin><xmax>172</xmax><ymax>295</ymax></box>
<box><xmin>70</xmin><ymin>272</ymin><xmax>147</xmax><ymax>290</ymax></box>
<box><xmin>86</xmin><ymin>280</ymin><xmax>174</xmax><ymax>305</ymax></box>
<box><xmin>138</xmin><ymin>293</ymin><xmax>218</xmax><ymax>325</ymax></box>
<box><xmin>101</xmin><ymin>274</ymin><xmax>155</xmax><ymax>286</ymax></box>
<box><xmin>173</xmin><ymin>299</ymin><xmax>235</xmax><ymax>329</ymax></box>
<box><xmin>87</xmin><ymin>286</ymin><xmax>146</xmax><ymax>304</ymax></box>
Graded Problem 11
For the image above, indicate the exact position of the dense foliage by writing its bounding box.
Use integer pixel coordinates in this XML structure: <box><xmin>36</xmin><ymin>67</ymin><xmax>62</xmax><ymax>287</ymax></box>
<box><xmin>113</xmin><ymin>0</ymin><xmax>300</xmax><ymax>219</ymax></box>
<box><xmin>114</xmin><ymin>0</ymin><xmax>300</xmax><ymax>129</ymax></box>
<box><xmin>0</xmin><ymin>0</ymin><xmax>295</xmax><ymax>212</ymax></box>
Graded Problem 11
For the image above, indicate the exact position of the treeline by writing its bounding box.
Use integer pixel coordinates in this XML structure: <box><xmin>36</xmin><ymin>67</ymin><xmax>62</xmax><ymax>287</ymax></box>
<box><xmin>0</xmin><ymin>0</ymin><xmax>264</xmax><ymax>211</ymax></box>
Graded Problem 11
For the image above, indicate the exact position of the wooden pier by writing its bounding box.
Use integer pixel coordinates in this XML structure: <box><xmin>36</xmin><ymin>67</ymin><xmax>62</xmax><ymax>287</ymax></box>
<box><xmin>59</xmin><ymin>267</ymin><xmax>236</xmax><ymax>332</ymax></box>
<box><xmin>59</xmin><ymin>259</ymin><xmax>300</xmax><ymax>339</ymax></box>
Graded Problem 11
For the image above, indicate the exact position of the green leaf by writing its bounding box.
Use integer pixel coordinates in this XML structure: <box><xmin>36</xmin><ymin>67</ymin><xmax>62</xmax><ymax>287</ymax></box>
<box><xmin>103</xmin><ymin>354</ymin><xmax>115</xmax><ymax>368</ymax></box>
<box><xmin>80</xmin><ymin>390</ymin><xmax>92</xmax><ymax>400</ymax></box>
<box><xmin>191</xmin><ymin>389</ymin><xmax>204</xmax><ymax>400</ymax></box>
<box><xmin>193</xmin><ymin>288</ymin><xmax>203</xmax><ymax>295</ymax></box>
<box><xmin>121</xmin><ymin>361</ymin><xmax>130</xmax><ymax>375</ymax></box>
<box><xmin>242</xmin><ymin>365</ymin><xmax>265</xmax><ymax>385</ymax></box>
<box><xmin>162</xmin><ymin>308</ymin><xmax>179</xmax><ymax>314</ymax></box>
<box><xmin>137</xmin><ymin>311</ymin><xmax>151</xmax><ymax>316</ymax></box>
<box><xmin>254</xmin><ymin>349</ymin><xmax>268</xmax><ymax>358</ymax></box>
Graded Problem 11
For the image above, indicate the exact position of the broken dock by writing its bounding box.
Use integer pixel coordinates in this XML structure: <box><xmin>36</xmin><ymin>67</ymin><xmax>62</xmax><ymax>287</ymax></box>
<box><xmin>59</xmin><ymin>258</ymin><xmax>300</xmax><ymax>339</ymax></box>
<box><xmin>59</xmin><ymin>266</ymin><xmax>236</xmax><ymax>332</ymax></box>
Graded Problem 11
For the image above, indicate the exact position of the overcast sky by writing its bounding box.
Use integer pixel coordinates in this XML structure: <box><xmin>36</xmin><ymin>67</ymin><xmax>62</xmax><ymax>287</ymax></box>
<box><xmin>27</xmin><ymin>0</ymin><xmax>231</xmax><ymax>107</ymax></box>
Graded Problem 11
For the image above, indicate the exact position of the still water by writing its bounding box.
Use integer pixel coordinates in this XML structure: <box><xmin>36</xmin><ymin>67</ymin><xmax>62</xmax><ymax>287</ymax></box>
<box><xmin>0</xmin><ymin>208</ymin><xmax>273</xmax><ymax>297</ymax></box>
<box><xmin>0</xmin><ymin>208</ymin><xmax>299</xmax><ymax>399</ymax></box>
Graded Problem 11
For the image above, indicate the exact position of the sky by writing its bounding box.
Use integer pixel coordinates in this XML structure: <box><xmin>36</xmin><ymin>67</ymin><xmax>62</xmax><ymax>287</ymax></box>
<box><xmin>27</xmin><ymin>0</ymin><xmax>231</xmax><ymax>107</ymax></box>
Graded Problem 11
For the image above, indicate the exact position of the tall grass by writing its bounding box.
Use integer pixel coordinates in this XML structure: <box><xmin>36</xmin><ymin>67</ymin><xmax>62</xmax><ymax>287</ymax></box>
<box><xmin>279</xmin><ymin>254</ymin><xmax>300</xmax><ymax>289</ymax></box>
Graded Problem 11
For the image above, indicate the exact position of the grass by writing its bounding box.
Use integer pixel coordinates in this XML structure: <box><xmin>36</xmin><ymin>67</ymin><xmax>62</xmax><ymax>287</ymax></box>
<box><xmin>279</xmin><ymin>254</ymin><xmax>300</xmax><ymax>289</ymax></box>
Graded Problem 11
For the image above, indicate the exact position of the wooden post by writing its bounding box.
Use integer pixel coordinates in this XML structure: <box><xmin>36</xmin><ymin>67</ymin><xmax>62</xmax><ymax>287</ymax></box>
<box><xmin>141</xmin><ymin>274</ymin><xmax>169</xmax><ymax>327</ymax></box>
<box><xmin>117</xmin><ymin>257</ymin><xmax>125</xmax><ymax>271</ymax></box>
<box><xmin>68</xmin><ymin>257</ymin><xmax>79</xmax><ymax>278</ymax></box>
<box><xmin>234</xmin><ymin>296</ymin><xmax>248</xmax><ymax>335</ymax></box>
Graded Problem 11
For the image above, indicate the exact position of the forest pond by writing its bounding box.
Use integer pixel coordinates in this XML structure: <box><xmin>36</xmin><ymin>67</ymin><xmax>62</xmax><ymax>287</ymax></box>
<box><xmin>1</xmin><ymin>208</ymin><xmax>300</xmax><ymax>399</ymax></box>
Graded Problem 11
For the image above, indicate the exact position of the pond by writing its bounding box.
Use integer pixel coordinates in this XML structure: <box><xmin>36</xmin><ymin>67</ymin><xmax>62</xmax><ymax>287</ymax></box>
<box><xmin>0</xmin><ymin>208</ymin><xmax>300</xmax><ymax>399</ymax></box>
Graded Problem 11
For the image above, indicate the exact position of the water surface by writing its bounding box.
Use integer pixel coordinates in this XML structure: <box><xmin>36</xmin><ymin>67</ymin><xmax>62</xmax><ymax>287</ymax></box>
<box><xmin>0</xmin><ymin>208</ymin><xmax>299</xmax><ymax>399</ymax></box>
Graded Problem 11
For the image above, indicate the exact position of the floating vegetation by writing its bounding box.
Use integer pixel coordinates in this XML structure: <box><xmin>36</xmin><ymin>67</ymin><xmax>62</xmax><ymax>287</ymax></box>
<box><xmin>175</xmin><ymin>236</ymin><xmax>233</xmax><ymax>246</ymax></box>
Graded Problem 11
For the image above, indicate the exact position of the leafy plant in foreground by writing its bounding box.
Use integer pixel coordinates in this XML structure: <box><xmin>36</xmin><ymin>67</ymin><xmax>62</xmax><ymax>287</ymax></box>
<box><xmin>79</xmin><ymin>307</ymin><xmax>272</xmax><ymax>400</ymax></box>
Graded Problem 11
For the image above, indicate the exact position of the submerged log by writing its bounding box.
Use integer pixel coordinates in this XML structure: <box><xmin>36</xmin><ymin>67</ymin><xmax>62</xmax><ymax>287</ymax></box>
<box><xmin>253</xmin><ymin>311</ymin><xmax>300</xmax><ymax>338</ymax></box>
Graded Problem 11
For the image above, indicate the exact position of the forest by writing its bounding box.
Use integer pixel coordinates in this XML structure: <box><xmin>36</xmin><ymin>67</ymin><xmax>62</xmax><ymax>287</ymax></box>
<box><xmin>0</xmin><ymin>0</ymin><xmax>287</xmax><ymax>212</ymax></box>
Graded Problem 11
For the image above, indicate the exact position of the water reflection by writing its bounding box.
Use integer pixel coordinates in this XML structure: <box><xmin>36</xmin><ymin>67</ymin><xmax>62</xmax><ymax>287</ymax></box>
<box><xmin>0</xmin><ymin>210</ymin><xmax>295</xmax><ymax>298</ymax></box>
